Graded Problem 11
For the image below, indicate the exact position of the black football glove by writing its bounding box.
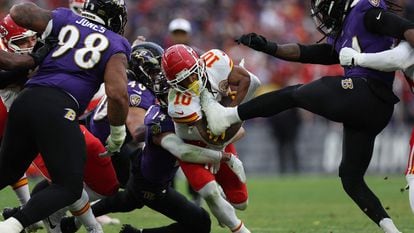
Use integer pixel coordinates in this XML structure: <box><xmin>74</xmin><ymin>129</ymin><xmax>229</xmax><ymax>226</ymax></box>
<box><xmin>29</xmin><ymin>36</ymin><xmax>59</xmax><ymax>67</ymax></box>
<box><xmin>235</xmin><ymin>33</ymin><xmax>278</xmax><ymax>56</ymax></box>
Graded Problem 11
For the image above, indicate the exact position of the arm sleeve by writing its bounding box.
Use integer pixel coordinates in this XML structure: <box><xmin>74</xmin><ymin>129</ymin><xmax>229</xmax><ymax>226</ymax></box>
<box><xmin>357</xmin><ymin>41</ymin><xmax>413</xmax><ymax>71</ymax></box>
<box><xmin>160</xmin><ymin>133</ymin><xmax>222</xmax><ymax>163</ymax></box>
<box><xmin>298</xmin><ymin>43</ymin><xmax>339</xmax><ymax>65</ymax></box>
<box><xmin>364</xmin><ymin>8</ymin><xmax>414</xmax><ymax>39</ymax></box>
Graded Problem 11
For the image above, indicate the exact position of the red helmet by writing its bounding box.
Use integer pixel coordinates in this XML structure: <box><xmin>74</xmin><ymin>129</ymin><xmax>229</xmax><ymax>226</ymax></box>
<box><xmin>69</xmin><ymin>0</ymin><xmax>86</xmax><ymax>15</ymax></box>
<box><xmin>0</xmin><ymin>14</ymin><xmax>36</xmax><ymax>54</ymax></box>
<box><xmin>161</xmin><ymin>44</ymin><xmax>207</xmax><ymax>95</ymax></box>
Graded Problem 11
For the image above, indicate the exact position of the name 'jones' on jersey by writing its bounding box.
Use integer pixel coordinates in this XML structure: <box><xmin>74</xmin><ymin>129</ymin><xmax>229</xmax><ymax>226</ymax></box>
<box><xmin>26</xmin><ymin>8</ymin><xmax>131</xmax><ymax>113</ymax></box>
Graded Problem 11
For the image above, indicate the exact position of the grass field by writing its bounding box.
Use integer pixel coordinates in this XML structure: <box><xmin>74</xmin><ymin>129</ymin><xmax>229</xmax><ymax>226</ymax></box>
<box><xmin>1</xmin><ymin>175</ymin><xmax>413</xmax><ymax>233</ymax></box>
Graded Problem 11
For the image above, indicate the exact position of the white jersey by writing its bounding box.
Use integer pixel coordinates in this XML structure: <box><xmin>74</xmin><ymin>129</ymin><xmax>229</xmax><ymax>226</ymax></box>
<box><xmin>201</xmin><ymin>49</ymin><xmax>234</xmax><ymax>100</ymax></box>
<box><xmin>168</xmin><ymin>49</ymin><xmax>236</xmax><ymax>150</ymax></box>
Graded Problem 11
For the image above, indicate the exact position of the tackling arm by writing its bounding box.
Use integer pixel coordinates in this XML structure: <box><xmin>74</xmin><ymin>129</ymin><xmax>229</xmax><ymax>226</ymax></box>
<box><xmin>156</xmin><ymin>132</ymin><xmax>223</xmax><ymax>163</ymax></box>
<box><xmin>10</xmin><ymin>2</ymin><xmax>52</xmax><ymax>33</ymax></box>
<box><xmin>236</xmin><ymin>33</ymin><xmax>339</xmax><ymax>64</ymax></box>
<box><xmin>102</xmin><ymin>53</ymin><xmax>129</xmax><ymax>154</ymax></box>
<box><xmin>364</xmin><ymin>8</ymin><xmax>414</xmax><ymax>47</ymax></box>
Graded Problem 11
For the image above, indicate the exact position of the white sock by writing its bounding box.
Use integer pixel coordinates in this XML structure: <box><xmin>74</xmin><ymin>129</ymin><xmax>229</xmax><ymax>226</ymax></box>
<box><xmin>69</xmin><ymin>190</ymin><xmax>101</xmax><ymax>231</ymax></box>
<box><xmin>379</xmin><ymin>218</ymin><xmax>401</xmax><ymax>233</ymax></box>
<box><xmin>0</xmin><ymin>217</ymin><xmax>24</xmax><ymax>233</ymax></box>
<box><xmin>198</xmin><ymin>181</ymin><xmax>242</xmax><ymax>230</ymax></box>
<box><xmin>232</xmin><ymin>221</ymin><xmax>251</xmax><ymax>233</ymax></box>
<box><xmin>226</xmin><ymin>107</ymin><xmax>241</xmax><ymax>124</ymax></box>
<box><xmin>11</xmin><ymin>175</ymin><xmax>30</xmax><ymax>206</ymax></box>
<box><xmin>406</xmin><ymin>174</ymin><xmax>414</xmax><ymax>214</ymax></box>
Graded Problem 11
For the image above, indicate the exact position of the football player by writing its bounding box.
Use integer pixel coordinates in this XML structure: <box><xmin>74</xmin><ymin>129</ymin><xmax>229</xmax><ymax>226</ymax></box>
<box><xmin>162</xmin><ymin>44</ymin><xmax>261</xmax><ymax>233</ymax></box>
<box><xmin>0</xmin><ymin>10</ymin><xmax>119</xmax><ymax>233</ymax></box>
<box><xmin>0</xmin><ymin>0</ymin><xmax>130</xmax><ymax>232</ymax></box>
<box><xmin>339</xmin><ymin>37</ymin><xmax>414</xmax><ymax>215</ymax></box>
<box><xmin>88</xmin><ymin>42</ymin><xmax>158</xmax><ymax>187</ymax></box>
<box><xmin>0</xmin><ymin>14</ymin><xmax>43</xmax><ymax>233</ymax></box>
<box><xmin>201</xmin><ymin>0</ymin><xmax>414</xmax><ymax>232</ymax></box>
<box><xmin>61</xmin><ymin>41</ymin><xmax>241</xmax><ymax>233</ymax></box>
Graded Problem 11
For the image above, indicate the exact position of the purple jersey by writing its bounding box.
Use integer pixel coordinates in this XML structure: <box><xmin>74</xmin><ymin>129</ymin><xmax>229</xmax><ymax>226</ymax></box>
<box><xmin>141</xmin><ymin>104</ymin><xmax>178</xmax><ymax>185</ymax></box>
<box><xmin>328</xmin><ymin>0</ymin><xmax>394</xmax><ymax>86</ymax></box>
<box><xmin>89</xmin><ymin>79</ymin><xmax>156</xmax><ymax>144</ymax></box>
<box><xmin>26</xmin><ymin>8</ymin><xmax>131</xmax><ymax>113</ymax></box>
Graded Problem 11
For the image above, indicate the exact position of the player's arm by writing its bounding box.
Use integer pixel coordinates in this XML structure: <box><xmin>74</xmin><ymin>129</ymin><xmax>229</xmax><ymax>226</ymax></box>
<box><xmin>103</xmin><ymin>53</ymin><xmax>129</xmax><ymax>153</ymax></box>
<box><xmin>153</xmin><ymin>131</ymin><xmax>225</xmax><ymax>164</ymax></box>
<box><xmin>340</xmin><ymin>41</ymin><xmax>413</xmax><ymax>71</ymax></box>
<box><xmin>9</xmin><ymin>2</ymin><xmax>52</xmax><ymax>33</ymax></box>
<box><xmin>0</xmin><ymin>51</ymin><xmax>35</xmax><ymax>70</ymax></box>
<box><xmin>364</xmin><ymin>8</ymin><xmax>414</xmax><ymax>47</ymax></box>
<box><xmin>227</xmin><ymin>66</ymin><xmax>252</xmax><ymax>106</ymax></box>
<box><xmin>235</xmin><ymin>33</ymin><xmax>339</xmax><ymax>64</ymax></box>
<box><xmin>126</xmin><ymin>107</ymin><xmax>147</xmax><ymax>140</ymax></box>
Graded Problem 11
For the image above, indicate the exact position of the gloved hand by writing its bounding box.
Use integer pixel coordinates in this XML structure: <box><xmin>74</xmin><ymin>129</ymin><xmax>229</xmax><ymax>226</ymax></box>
<box><xmin>99</xmin><ymin>125</ymin><xmax>126</xmax><ymax>157</ymax></box>
<box><xmin>221</xmin><ymin>152</ymin><xmax>246</xmax><ymax>183</ymax></box>
<box><xmin>235</xmin><ymin>33</ymin><xmax>278</xmax><ymax>55</ymax></box>
<box><xmin>29</xmin><ymin>36</ymin><xmax>59</xmax><ymax>67</ymax></box>
<box><xmin>339</xmin><ymin>47</ymin><xmax>362</xmax><ymax>67</ymax></box>
<box><xmin>208</xmin><ymin>161</ymin><xmax>221</xmax><ymax>174</ymax></box>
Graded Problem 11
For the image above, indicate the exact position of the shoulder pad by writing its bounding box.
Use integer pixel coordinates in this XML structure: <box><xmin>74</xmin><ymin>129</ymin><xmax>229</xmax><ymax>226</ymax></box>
<box><xmin>127</xmin><ymin>80</ymin><xmax>156</xmax><ymax>109</ymax></box>
<box><xmin>201</xmin><ymin>49</ymin><xmax>233</xmax><ymax>94</ymax></box>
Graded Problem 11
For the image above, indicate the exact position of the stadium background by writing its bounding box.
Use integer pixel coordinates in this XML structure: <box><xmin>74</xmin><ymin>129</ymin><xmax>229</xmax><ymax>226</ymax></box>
<box><xmin>1</xmin><ymin>1</ymin><xmax>414</xmax><ymax>232</ymax></box>
<box><xmin>0</xmin><ymin>0</ymin><xmax>411</xmax><ymax>175</ymax></box>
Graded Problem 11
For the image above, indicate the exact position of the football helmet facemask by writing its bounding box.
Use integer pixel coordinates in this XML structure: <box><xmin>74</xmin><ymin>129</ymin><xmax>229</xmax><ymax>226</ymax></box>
<box><xmin>0</xmin><ymin>14</ymin><xmax>37</xmax><ymax>54</ymax></box>
<box><xmin>311</xmin><ymin>0</ymin><xmax>353</xmax><ymax>37</ymax></box>
<box><xmin>161</xmin><ymin>44</ymin><xmax>207</xmax><ymax>96</ymax></box>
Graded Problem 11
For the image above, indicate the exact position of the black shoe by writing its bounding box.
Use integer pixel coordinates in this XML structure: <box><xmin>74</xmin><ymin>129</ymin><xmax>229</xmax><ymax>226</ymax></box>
<box><xmin>2</xmin><ymin>207</ymin><xmax>20</xmax><ymax>220</ymax></box>
<box><xmin>120</xmin><ymin>224</ymin><xmax>142</xmax><ymax>233</ymax></box>
<box><xmin>2</xmin><ymin>207</ymin><xmax>26</xmax><ymax>233</ymax></box>
<box><xmin>60</xmin><ymin>216</ymin><xmax>79</xmax><ymax>233</ymax></box>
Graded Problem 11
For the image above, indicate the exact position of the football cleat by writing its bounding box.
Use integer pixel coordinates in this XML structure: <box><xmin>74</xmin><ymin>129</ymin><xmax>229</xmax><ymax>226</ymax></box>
<box><xmin>60</xmin><ymin>216</ymin><xmax>78</xmax><ymax>233</ymax></box>
<box><xmin>43</xmin><ymin>208</ymin><xmax>67</xmax><ymax>233</ymax></box>
<box><xmin>120</xmin><ymin>224</ymin><xmax>142</xmax><ymax>233</ymax></box>
<box><xmin>200</xmin><ymin>90</ymin><xmax>232</xmax><ymax>135</ymax></box>
<box><xmin>2</xmin><ymin>207</ymin><xmax>19</xmax><ymax>220</ymax></box>
<box><xmin>2</xmin><ymin>207</ymin><xmax>43</xmax><ymax>233</ymax></box>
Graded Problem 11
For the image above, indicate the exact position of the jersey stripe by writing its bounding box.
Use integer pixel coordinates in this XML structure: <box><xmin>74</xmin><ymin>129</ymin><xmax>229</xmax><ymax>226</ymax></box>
<box><xmin>172</xmin><ymin>112</ymin><xmax>200</xmax><ymax>124</ymax></box>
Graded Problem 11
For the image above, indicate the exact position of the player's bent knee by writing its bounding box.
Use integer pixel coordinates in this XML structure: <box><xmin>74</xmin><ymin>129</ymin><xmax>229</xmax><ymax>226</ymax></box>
<box><xmin>340</xmin><ymin>175</ymin><xmax>363</xmax><ymax>196</ymax></box>
<box><xmin>197</xmin><ymin>181</ymin><xmax>220</xmax><ymax>201</ymax></box>
<box><xmin>232</xmin><ymin>199</ymin><xmax>248</xmax><ymax>211</ymax></box>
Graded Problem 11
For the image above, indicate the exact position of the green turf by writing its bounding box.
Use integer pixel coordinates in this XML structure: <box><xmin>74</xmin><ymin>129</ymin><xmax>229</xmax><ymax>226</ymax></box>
<box><xmin>1</xmin><ymin>175</ymin><xmax>413</xmax><ymax>233</ymax></box>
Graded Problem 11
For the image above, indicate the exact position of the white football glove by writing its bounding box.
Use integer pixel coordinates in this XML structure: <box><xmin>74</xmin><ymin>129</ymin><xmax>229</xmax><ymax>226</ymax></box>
<box><xmin>208</xmin><ymin>161</ymin><xmax>221</xmax><ymax>174</ymax></box>
<box><xmin>99</xmin><ymin>125</ymin><xmax>126</xmax><ymax>157</ymax></box>
<box><xmin>225</xmin><ymin>154</ymin><xmax>246</xmax><ymax>183</ymax></box>
<box><xmin>339</xmin><ymin>47</ymin><xmax>362</xmax><ymax>67</ymax></box>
